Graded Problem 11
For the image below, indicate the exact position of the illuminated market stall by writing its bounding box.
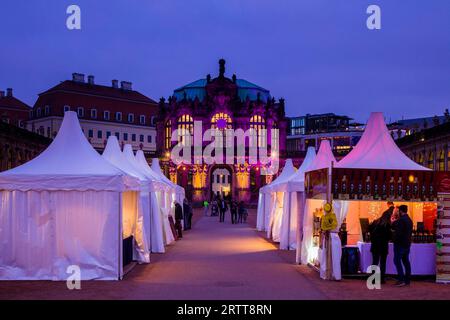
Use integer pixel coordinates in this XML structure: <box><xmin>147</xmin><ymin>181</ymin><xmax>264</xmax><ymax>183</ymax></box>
<box><xmin>300</xmin><ymin>112</ymin><xmax>450</xmax><ymax>282</ymax></box>
<box><xmin>0</xmin><ymin>112</ymin><xmax>142</xmax><ymax>280</ymax></box>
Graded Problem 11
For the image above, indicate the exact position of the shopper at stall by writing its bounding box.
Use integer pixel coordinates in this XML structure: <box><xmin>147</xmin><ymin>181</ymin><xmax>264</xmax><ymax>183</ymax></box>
<box><xmin>391</xmin><ymin>205</ymin><xmax>413</xmax><ymax>287</ymax></box>
<box><xmin>383</xmin><ymin>201</ymin><xmax>395</xmax><ymax>220</ymax></box>
<box><xmin>369</xmin><ymin>211</ymin><xmax>392</xmax><ymax>283</ymax></box>
<box><xmin>174</xmin><ymin>201</ymin><xmax>184</xmax><ymax>239</ymax></box>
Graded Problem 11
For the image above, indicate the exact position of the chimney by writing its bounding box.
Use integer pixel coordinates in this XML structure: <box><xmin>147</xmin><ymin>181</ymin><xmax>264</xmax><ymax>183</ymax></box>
<box><xmin>0</xmin><ymin>91</ymin><xmax>4</xmax><ymax>98</ymax></box>
<box><xmin>120</xmin><ymin>81</ymin><xmax>132</xmax><ymax>91</ymax></box>
<box><xmin>6</xmin><ymin>88</ymin><xmax>13</xmax><ymax>97</ymax></box>
<box><xmin>87</xmin><ymin>75</ymin><xmax>95</xmax><ymax>85</ymax></box>
<box><xmin>112</xmin><ymin>79</ymin><xmax>119</xmax><ymax>88</ymax></box>
<box><xmin>72</xmin><ymin>73</ymin><xmax>85</xmax><ymax>83</ymax></box>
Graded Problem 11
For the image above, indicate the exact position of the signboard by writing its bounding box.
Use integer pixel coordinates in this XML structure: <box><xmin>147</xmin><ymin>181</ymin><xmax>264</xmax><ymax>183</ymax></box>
<box><xmin>436</xmin><ymin>172</ymin><xmax>450</xmax><ymax>284</ymax></box>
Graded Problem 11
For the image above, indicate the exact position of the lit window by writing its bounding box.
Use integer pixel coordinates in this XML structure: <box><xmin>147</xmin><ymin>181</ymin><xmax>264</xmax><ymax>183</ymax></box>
<box><xmin>438</xmin><ymin>150</ymin><xmax>445</xmax><ymax>171</ymax></box>
<box><xmin>250</xmin><ymin>115</ymin><xmax>266</xmax><ymax>147</ymax></box>
<box><xmin>178</xmin><ymin>114</ymin><xmax>194</xmax><ymax>145</ymax></box>
<box><xmin>165</xmin><ymin>120</ymin><xmax>172</xmax><ymax>149</ymax></box>
<box><xmin>128</xmin><ymin>113</ymin><xmax>134</xmax><ymax>123</ymax></box>
<box><xmin>211</xmin><ymin>113</ymin><xmax>232</xmax><ymax>130</ymax></box>
<box><xmin>428</xmin><ymin>151</ymin><xmax>434</xmax><ymax>170</ymax></box>
<box><xmin>104</xmin><ymin>111</ymin><xmax>110</xmax><ymax>120</ymax></box>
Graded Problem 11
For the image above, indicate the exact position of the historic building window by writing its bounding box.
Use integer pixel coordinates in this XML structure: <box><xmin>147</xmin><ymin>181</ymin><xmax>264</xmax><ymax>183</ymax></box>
<box><xmin>448</xmin><ymin>150</ymin><xmax>450</xmax><ymax>171</ymax></box>
<box><xmin>140</xmin><ymin>115</ymin><xmax>146</xmax><ymax>125</ymax></box>
<box><xmin>428</xmin><ymin>151</ymin><xmax>434</xmax><ymax>170</ymax></box>
<box><xmin>115</xmin><ymin>112</ymin><xmax>122</xmax><ymax>121</ymax></box>
<box><xmin>63</xmin><ymin>105</ymin><xmax>70</xmax><ymax>113</ymax></box>
<box><xmin>128</xmin><ymin>113</ymin><xmax>134</xmax><ymax>123</ymax></box>
<box><xmin>77</xmin><ymin>107</ymin><xmax>84</xmax><ymax>118</ymax></box>
<box><xmin>91</xmin><ymin>108</ymin><xmax>97</xmax><ymax>119</ymax></box>
<box><xmin>165</xmin><ymin>120</ymin><xmax>172</xmax><ymax>149</ymax></box>
<box><xmin>438</xmin><ymin>149</ymin><xmax>445</xmax><ymax>171</ymax></box>
<box><xmin>123</xmin><ymin>133</ymin><xmax>128</xmax><ymax>141</ymax></box>
<box><xmin>97</xmin><ymin>130</ymin><xmax>103</xmax><ymax>139</ymax></box>
<box><xmin>250</xmin><ymin>115</ymin><xmax>266</xmax><ymax>147</ymax></box>
<box><xmin>211</xmin><ymin>113</ymin><xmax>232</xmax><ymax>130</ymax></box>
<box><xmin>44</xmin><ymin>105</ymin><xmax>50</xmax><ymax>116</ymax></box>
<box><xmin>177</xmin><ymin>114</ymin><xmax>194</xmax><ymax>145</ymax></box>
<box><xmin>104</xmin><ymin>110</ymin><xmax>110</xmax><ymax>120</ymax></box>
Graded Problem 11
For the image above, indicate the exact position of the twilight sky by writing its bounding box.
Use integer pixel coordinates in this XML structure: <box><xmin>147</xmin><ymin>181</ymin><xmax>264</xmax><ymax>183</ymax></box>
<box><xmin>0</xmin><ymin>0</ymin><xmax>449</xmax><ymax>123</ymax></box>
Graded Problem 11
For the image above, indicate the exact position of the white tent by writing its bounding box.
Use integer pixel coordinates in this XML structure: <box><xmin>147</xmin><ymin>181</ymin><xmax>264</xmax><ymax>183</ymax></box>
<box><xmin>123</xmin><ymin>145</ymin><xmax>176</xmax><ymax>247</ymax></box>
<box><xmin>270</xmin><ymin>147</ymin><xmax>317</xmax><ymax>250</ymax></box>
<box><xmin>300</xmin><ymin>140</ymin><xmax>337</xmax><ymax>270</ymax></box>
<box><xmin>102</xmin><ymin>136</ymin><xmax>151</xmax><ymax>262</ymax></box>
<box><xmin>301</xmin><ymin>112</ymin><xmax>431</xmax><ymax>280</ymax></box>
<box><xmin>135</xmin><ymin>149</ymin><xmax>176</xmax><ymax>251</ymax></box>
<box><xmin>256</xmin><ymin>159</ymin><xmax>297</xmax><ymax>234</ymax></box>
<box><xmin>335</xmin><ymin>112</ymin><xmax>431</xmax><ymax>171</ymax></box>
<box><xmin>151</xmin><ymin>158</ymin><xmax>185</xmax><ymax>204</ymax></box>
<box><xmin>0</xmin><ymin>111</ymin><xmax>140</xmax><ymax>280</ymax></box>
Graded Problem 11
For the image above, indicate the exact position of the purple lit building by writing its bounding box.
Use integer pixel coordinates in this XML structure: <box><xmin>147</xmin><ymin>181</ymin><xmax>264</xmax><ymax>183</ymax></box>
<box><xmin>157</xmin><ymin>60</ymin><xmax>287</xmax><ymax>204</ymax></box>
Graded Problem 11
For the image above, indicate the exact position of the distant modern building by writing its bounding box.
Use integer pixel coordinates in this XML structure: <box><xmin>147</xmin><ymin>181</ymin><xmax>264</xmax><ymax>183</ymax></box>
<box><xmin>0</xmin><ymin>88</ymin><xmax>31</xmax><ymax>129</ymax></box>
<box><xmin>287</xmin><ymin>113</ymin><xmax>362</xmax><ymax>166</ymax></box>
<box><xmin>289</xmin><ymin>113</ymin><xmax>353</xmax><ymax>136</ymax></box>
<box><xmin>28</xmin><ymin>73</ymin><xmax>159</xmax><ymax>156</ymax></box>
<box><xmin>396</xmin><ymin>120</ymin><xmax>450</xmax><ymax>171</ymax></box>
<box><xmin>158</xmin><ymin>59</ymin><xmax>287</xmax><ymax>203</ymax></box>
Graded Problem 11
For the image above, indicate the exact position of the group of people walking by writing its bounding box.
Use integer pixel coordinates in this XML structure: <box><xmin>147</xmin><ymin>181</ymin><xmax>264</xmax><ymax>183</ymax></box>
<box><xmin>203</xmin><ymin>194</ymin><xmax>248</xmax><ymax>224</ymax></box>
<box><xmin>369</xmin><ymin>201</ymin><xmax>413</xmax><ymax>287</ymax></box>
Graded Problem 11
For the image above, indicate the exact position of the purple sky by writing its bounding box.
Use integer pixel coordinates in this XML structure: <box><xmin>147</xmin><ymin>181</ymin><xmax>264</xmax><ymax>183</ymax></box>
<box><xmin>1</xmin><ymin>1</ymin><xmax>449</xmax><ymax>123</ymax></box>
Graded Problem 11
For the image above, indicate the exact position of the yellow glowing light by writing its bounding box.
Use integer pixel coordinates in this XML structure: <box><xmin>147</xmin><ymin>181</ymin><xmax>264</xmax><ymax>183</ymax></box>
<box><xmin>408</xmin><ymin>175</ymin><xmax>415</xmax><ymax>183</ymax></box>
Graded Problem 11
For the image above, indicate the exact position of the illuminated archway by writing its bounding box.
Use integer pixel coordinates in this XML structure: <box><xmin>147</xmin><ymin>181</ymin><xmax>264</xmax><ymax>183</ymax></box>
<box><xmin>211</xmin><ymin>113</ymin><xmax>232</xmax><ymax>130</ymax></box>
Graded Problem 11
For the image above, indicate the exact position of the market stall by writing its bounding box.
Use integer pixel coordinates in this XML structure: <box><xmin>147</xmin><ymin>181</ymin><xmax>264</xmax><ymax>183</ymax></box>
<box><xmin>123</xmin><ymin>145</ymin><xmax>176</xmax><ymax>246</ymax></box>
<box><xmin>260</xmin><ymin>159</ymin><xmax>297</xmax><ymax>242</ymax></box>
<box><xmin>267</xmin><ymin>147</ymin><xmax>316</xmax><ymax>250</ymax></box>
<box><xmin>300</xmin><ymin>112</ymin><xmax>445</xmax><ymax>281</ymax></box>
<box><xmin>0</xmin><ymin>111</ymin><xmax>141</xmax><ymax>280</ymax></box>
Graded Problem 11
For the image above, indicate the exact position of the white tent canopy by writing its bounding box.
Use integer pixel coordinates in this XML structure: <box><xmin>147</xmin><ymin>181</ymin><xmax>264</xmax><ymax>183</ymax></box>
<box><xmin>0</xmin><ymin>111</ymin><xmax>141</xmax><ymax>280</ymax></box>
<box><xmin>0</xmin><ymin>112</ymin><xmax>138</xmax><ymax>192</ymax></box>
<box><xmin>271</xmin><ymin>147</ymin><xmax>317</xmax><ymax>193</ymax></box>
<box><xmin>306</xmin><ymin>140</ymin><xmax>336</xmax><ymax>172</ymax></box>
<box><xmin>336</xmin><ymin>112</ymin><xmax>430</xmax><ymax>171</ymax></box>
<box><xmin>263</xmin><ymin>159</ymin><xmax>297</xmax><ymax>193</ymax></box>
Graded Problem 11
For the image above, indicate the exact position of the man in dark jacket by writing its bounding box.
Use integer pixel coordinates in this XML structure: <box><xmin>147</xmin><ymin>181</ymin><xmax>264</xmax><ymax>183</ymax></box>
<box><xmin>369</xmin><ymin>211</ymin><xmax>391</xmax><ymax>283</ymax></box>
<box><xmin>174</xmin><ymin>201</ymin><xmax>184</xmax><ymax>239</ymax></box>
<box><xmin>391</xmin><ymin>205</ymin><xmax>413</xmax><ymax>286</ymax></box>
<box><xmin>183</xmin><ymin>199</ymin><xmax>193</xmax><ymax>230</ymax></box>
<box><xmin>383</xmin><ymin>201</ymin><xmax>395</xmax><ymax>220</ymax></box>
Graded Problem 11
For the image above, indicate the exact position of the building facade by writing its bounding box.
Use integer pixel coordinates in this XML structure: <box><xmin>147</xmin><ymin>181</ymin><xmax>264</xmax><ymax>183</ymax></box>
<box><xmin>28</xmin><ymin>73</ymin><xmax>159</xmax><ymax>156</ymax></box>
<box><xmin>286</xmin><ymin>113</ymin><xmax>362</xmax><ymax>167</ymax></box>
<box><xmin>396</xmin><ymin>120</ymin><xmax>450</xmax><ymax>171</ymax></box>
<box><xmin>157</xmin><ymin>60</ymin><xmax>287</xmax><ymax>204</ymax></box>
<box><xmin>0</xmin><ymin>121</ymin><xmax>51</xmax><ymax>172</ymax></box>
<box><xmin>0</xmin><ymin>88</ymin><xmax>31</xmax><ymax>129</ymax></box>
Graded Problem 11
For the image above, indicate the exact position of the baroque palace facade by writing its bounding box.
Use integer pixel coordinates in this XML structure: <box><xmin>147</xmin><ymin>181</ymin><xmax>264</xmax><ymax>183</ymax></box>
<box><xmin>157</xmin><ymin>60</ymin><xmax>287</xmax><ymax>204</ymax></box>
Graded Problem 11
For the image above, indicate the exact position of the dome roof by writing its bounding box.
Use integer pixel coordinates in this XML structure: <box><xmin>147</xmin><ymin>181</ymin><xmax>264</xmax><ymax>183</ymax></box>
<box><xmin>173</xmin><ymin>78</ymin><xmax>271</xmax><ymax>102</ymax></box>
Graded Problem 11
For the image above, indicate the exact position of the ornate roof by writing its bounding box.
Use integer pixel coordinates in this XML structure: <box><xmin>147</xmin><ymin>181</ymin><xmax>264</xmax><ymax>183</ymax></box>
<box><xmin>173</xmin><ymin>60</ymin><xmax>271</xmax><ymax>102</ymax></box>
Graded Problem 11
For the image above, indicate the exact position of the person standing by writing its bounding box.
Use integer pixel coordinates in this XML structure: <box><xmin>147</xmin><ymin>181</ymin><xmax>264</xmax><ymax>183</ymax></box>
<box><xmin>369</xmin><ymin>211</ymin><xmax>392</xmax><ymax>283</ymax></box>
<box><xmin>183</xmin><ymin>198</ymin><xmax>193</xmax><ymax>230</ymax></box>
<box><xmin>230</xmin><ymin>200</ymin><xmax>238</xmax><ymax>224</ymax></box>
<box><xmin>203</xmin><ymin>200</ymin><xmax>209</xmax><ymax>216</ymax></box>
<box><xmin>391</xmin><ymin>205</ymin><xmax>413</xmax><ymax>287</ymax></box>
<box><xmin>238</xmin><ymin>201</ymin><xmax>246</xmax><ymax>223</ymax></box>
<box><xmin>383</xmin><ymin>201</ymin><xmax>395</xmax><ymax>221</ymax></box>
<box><xmin>219</xmin><ymin>197</ymin><xmax>228</xmax><ymax>223</ymax></box>
<box><xmin>174</xmin><ymin>201</ymin><xmax>184</xmax><ymax>239</ymax></box>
